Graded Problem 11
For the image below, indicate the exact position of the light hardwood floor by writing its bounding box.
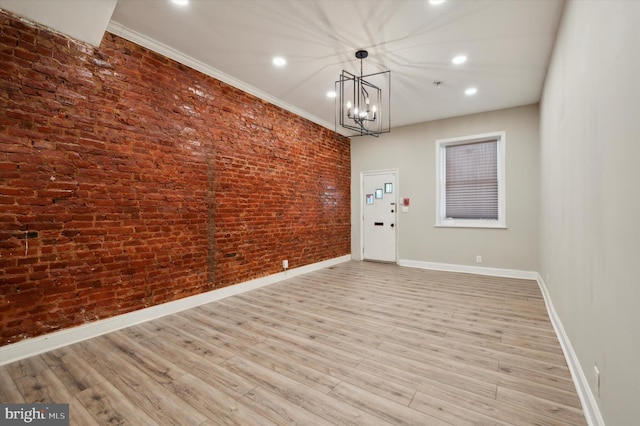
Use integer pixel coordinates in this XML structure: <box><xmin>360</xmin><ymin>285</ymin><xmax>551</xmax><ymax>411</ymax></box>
<box><xmin>0</xmin><ymin>261</ymin><xmax>587</xmax><ymax>425</ymax></box>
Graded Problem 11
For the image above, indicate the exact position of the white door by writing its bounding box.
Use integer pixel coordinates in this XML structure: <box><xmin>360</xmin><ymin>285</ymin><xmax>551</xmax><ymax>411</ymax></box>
<box><xmin>363</xmin><ymin>172</ymin><xmax>397</xmax><ymax>262</ymax></box>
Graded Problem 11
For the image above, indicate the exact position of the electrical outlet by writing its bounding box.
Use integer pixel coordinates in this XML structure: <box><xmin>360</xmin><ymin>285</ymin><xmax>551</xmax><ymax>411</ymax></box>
<box><xmin>594</xmin><ymin>365</ymin><xmax>600</xmax><ymax>397</ymax></box>
<box><xmin>476</xmin><ymin>255</ymin><xmax>482</xmax><ymax>264</ymax></box>
<box><xmin>282</xmin><ymin>259</ymin><xmax>288</xmax><ymax>270</ymax></box>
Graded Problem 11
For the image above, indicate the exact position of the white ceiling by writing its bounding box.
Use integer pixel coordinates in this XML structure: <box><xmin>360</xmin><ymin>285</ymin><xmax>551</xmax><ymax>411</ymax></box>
<box><xmin>5</xmin><ymin>0</ymin><xmax>566</xmax><ymax>136</ymax></box>
<box><xmin>0</xmin><ymin>0</ymin><xmax>117</xmax><ymax>46</ymax></box>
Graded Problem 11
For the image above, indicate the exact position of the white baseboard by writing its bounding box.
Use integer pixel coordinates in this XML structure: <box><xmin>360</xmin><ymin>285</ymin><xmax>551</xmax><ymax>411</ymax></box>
<box><xmin>0</xmin><ymin>254</ymin><xmax>351</xmax><ymax>366</ymax></box>
<box><xmin>0</xmin><ymin>254</ymin><xmax>605</xmax><ymax>426</ymax></box>
<box><xmin>398</xmin><ymin>258</ymin><xmax>603</xmax><ymax>425</ymax></box>
<box><xmin>535</xmin><ymin>274</ymin><xmax>604</xmax><ymax>426</ymax></box>
<box><xmin>398</xmin><ymin>259</ymin><xmax>538</xmax><ymax>280</ymax></box>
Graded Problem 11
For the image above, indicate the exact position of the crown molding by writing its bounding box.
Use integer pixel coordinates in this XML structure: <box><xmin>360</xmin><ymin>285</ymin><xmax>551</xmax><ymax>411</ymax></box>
<box><xmin>106</xmin><ymin>21</ymin><xmax>348</xmax><ymax>136</ymax></box>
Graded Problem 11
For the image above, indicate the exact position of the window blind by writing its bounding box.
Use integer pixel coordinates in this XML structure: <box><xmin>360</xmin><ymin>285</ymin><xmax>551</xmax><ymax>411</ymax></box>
<box><xmin>445</xmin><ymin>140</ymin><xmax>498</xmax><ymax>220</ymax></box>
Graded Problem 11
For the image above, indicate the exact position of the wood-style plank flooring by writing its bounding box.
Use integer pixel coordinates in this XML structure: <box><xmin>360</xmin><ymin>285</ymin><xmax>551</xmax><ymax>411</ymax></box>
<box><xmin>0</xmin><ymin>261</ymin><xmax>587</xmax><ymax>425</ymax></box>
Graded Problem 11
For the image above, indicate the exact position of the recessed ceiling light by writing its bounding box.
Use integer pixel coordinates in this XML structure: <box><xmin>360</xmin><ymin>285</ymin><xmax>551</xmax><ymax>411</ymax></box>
<box><xmin>429</xmin><ymin>0</ymin><xmax>446</xmax><ymax>5</ymax></box>
<box><xmin>452</xmin><ymin>55</ymin><xmax>467</xmax><ymax>65</ymax></box>
<box><xmin>171</xmin><ymin>0</ymin><xmax>189</xmax><ymax>6</ymax></box>
<box><xmin>326</xmin><ymin>91</ymin><xmax>337</xmax><ymax>99</ymax></box>
<box><xmin>272</xmin><ymin>56</ymin><xmax>286</xmax><ymax>67</ymax></box>
<box><xmin>465</xmin><ymin>87</ymin><xmax>478</xmax><ymax>96</ymax></box>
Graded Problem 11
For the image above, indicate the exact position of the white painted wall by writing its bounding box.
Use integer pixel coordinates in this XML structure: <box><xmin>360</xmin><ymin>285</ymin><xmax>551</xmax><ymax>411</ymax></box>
<box><xmin>539</xmin><ymin>1</ymin><xmax>640</xmax><ymax>424</ymax></box>
<box><xmin>0</xmin><ymin>0</ymin><xmax>117</xmax><ymax>46</ymax></box>
<box><xmin>351</xmin><ymin>104</ymin><xmax>540</xmax><ymax>272</ymax></box>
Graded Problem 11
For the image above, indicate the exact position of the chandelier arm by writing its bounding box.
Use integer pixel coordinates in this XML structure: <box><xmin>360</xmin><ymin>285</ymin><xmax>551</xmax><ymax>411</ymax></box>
<box><xmin>336</xmin><ymin>50</ymin><xmax>390</xmax><ymax>137</ymax></box>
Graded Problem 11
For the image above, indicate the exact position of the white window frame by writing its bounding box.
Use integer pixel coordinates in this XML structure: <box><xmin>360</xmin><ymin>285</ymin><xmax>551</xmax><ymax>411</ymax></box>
<box><xmin>435</xmin><ymin>131</ymin><xmax>506</xmax><ymax>229</ymax></box>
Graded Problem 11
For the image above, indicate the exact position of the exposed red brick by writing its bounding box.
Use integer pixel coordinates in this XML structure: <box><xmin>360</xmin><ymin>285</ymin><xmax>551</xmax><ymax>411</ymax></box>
<box><xmin>0</xmin><ymin>10</ymin><xmax>350</xmax><ymax>346</ymax></box>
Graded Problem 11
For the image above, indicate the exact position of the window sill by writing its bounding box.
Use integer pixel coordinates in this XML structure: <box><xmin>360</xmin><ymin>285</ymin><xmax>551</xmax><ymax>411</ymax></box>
<box><xmin>435</xmin><ymin>223</ymin><xmax>507</xmax><ymax>229</ymax></box>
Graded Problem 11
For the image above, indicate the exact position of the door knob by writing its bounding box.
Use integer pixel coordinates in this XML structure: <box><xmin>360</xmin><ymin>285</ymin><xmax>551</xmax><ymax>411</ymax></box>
<box><xmin>390</xmin><ymin>223</ymin><xmax>395</xmax><ymax>228</ymax></box>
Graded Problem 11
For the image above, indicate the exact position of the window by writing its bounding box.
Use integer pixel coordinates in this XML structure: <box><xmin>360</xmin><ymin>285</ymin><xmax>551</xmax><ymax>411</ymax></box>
<box><xmin>435</xmin><ymin>131</ymin><xmax>506</xmax><ymax>228</ymax></box>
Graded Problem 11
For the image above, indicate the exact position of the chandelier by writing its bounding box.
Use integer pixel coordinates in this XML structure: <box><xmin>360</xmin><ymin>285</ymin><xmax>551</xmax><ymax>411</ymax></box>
<box><xmin>336</xmin><ymin>50</ymin><xmax>391</xmax><ymax>137</ymax></box>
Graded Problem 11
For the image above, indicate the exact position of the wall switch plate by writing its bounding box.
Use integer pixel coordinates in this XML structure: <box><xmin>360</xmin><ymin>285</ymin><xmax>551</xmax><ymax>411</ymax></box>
<box><xmin>282</xmin><ymin>259</ymin><xmax>288</xmax><ymax>269</ymax></box>
<box><xmin>476</xmin><ymin>255</ymin><xmax>482</xmax><ymax>264</ymax></box>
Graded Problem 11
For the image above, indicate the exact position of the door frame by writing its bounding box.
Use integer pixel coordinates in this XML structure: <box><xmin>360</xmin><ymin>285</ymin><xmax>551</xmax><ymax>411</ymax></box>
<box><xmin>360</xmin><ymin>169</ymin><xmax>399</xmax><ymax>263</ymax></box>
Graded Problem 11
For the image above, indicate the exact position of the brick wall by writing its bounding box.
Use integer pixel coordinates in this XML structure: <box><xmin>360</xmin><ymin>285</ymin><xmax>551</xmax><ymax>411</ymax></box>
<box><xmin>0</xmin><ymin>10</ymin><xmax>351</xmax><ymax>345</ymax></box>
